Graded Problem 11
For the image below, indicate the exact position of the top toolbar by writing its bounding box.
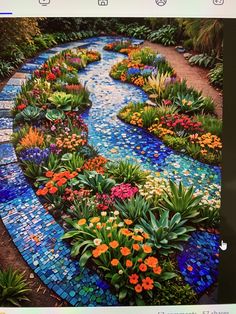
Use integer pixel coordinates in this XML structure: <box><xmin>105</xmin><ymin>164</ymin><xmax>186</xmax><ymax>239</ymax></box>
<box><xmin>0</xmin><ymin>0</ymin><xmax>235</xmax><ymax>18</ymax></box>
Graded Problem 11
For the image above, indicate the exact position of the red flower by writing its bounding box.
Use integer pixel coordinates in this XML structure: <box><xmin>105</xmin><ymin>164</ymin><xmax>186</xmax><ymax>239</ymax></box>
<box><xmin>46</xmin><ymin>73</ymin><xmax>56</xmax><ymax>81</ymax></box>
<box><xmin>17</xmin><ymin>104</ymin><xmax>27</xmax><ymax>111</ymax></box>
<box><xmin>142</xmin><ymin>277</ymin><xmax>154</xmax><ymax>290</ymax></box>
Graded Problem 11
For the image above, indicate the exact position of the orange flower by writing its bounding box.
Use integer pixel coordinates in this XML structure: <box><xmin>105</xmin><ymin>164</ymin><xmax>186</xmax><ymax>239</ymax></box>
<box><xmin>90</xmin><ymin>217</ymin><xmax>100</xmax><ymax>223</ymax></box>
<box><xmin>126</xmin><ymin>260</ymin><xmax>133</xmax><ymax>268</ymax></box>
<box><xmin>45</xmin><ymin>170</ymin><xmax>54</xmax><ymax>178</ymax></box>
<box><xmin>129</xmin><ymin>274</ymin><xmax>139</xmax><ymax>285</ymax></box>
<box><xmin>142</xmin><ymin>277</ymin><xmax>154</xmax><ymax>290</ymax></box>
<box><xmin>57</xmin><ymin>178</ymin><xmax>67</xmax><ymax>187</ymax></box>
<box><xmin>124</xmin><ymin>219</ymin><xmax>133</xmax><ymax>225</ymax></box>
<box><xmin>109</xmin><ymin>241</ymin><xmax>119</xmax><ymax>249</ymax></box>
<box><xmin>139</xmin><ymin>263</ymin><xmax>147</xmax><ymax>272</ymax></box>
<box><xmin>120</xmin><ymin>247</ymin><xmax>131</xmax><ymax>256</ymax></box>
<box><xmin>144</xmin><ymin>257</ymin><xmax>158</xmax><ymax>268</ymax></box>
<box><xmin>40</xmin><ymin>188</ymin><xmax>48</xmax><ymax>196</ymax></box>
<box><xmin>78</xmin><ymin>218</ymin><xmax>86</xmax><ymax>226</ymax></box>
<box><xmin>97</xmin><ymin>244</ymin><xmax>109</xmax><ymax>254</ymax></box>
<box><xmin>138</xmin><ymin>258</ymin><xmax>143</xmax><ymax>263</ymax></box>
<box><xmin>111</xmin><ymin>259</ymin><xmax>119</xmax><ymax>266</ymax></box>
<box><xmin>153</xmin><ymin>266</ymin><xmax>162</xmax><ymax>275</ymax></box>
<box><xmin>92</xmin><ymin>248</ymin><xmax>101</xmax><ymax>258</ymax></box>
<box><xmin>135</xmin><ymin>284</ymin><xmax>143</xmax><ymax>293</ymax></box>
<box><xmin>132</xmin><ymin>235</ymin><xmax>143</xmax><ymax>242</ymax></box>
<box><xmin>187</xmin><ymin>265</ymin><xmax>193</xmax><ymax>272</ymax></box>
<box><xmin>49</xmin><ymin>186</ymin><xmax>58</xmax><ymax>194</ymax></box>
<box><xmin>121</xmin><ymin>228</ymin><xmax>133</xmax><ymax>237</ymax></box>
<box><xmin>142</xmin><ymin>244</ymin><xmax>152</xmax><ymax>254</ymax></box>
<box><xmin>133</xmin><ymin>244</ymin><xmax>140</xmax><ymax>251</ymax></box>
<box><xmin>142</xmin><ymin>233</ymin><xmax>150</xmax><ymax>239</ymax></box>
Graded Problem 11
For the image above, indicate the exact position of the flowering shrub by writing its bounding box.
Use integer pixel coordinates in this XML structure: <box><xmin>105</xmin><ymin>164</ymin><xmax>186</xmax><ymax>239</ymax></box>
<box><xmin>138</xmin><ymin>175</ymin><xmax>170</xmax><ymax>203</ymax></box>
<box><xmin>62</xmin><ymin>213</ymin><xmax>176</xmax><ymax>304</ymax></box>
<box><xmin>160</xmin><ymin>114</ymin><xmax>203</xmax><ymax>136</ymax></box>
<box><xmin>55</xmin><ymin>133</ymin><xmax>87</xmax><ymax>152</ymax></box>
<box><xmin>83</xmin><ymin>156</ymin><xmax>108</xmax><ymax>174</ymax></box>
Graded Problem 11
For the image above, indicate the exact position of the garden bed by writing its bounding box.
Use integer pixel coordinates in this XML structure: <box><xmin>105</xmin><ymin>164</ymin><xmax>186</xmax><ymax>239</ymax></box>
<box><xmin>1</xmin><ymin>36</ymin><xmax>220</xmax><ymax>306</ymax></box>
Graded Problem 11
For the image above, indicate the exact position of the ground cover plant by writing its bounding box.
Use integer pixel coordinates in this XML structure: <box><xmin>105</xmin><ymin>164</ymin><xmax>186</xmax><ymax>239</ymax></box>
<box><xmin>9</xmin><ymin>37</ymin><xmax>221</xmax><ymax>306</ymax></box>
<box><xmin>106</xmin><ymin>43</ymin><xmax>222</xmax><ymax>165</ymax></box>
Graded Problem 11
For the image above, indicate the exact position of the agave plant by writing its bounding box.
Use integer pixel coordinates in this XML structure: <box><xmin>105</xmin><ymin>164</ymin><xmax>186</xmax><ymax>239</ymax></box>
<box><xmin>15</xmin><ymin>106</ymin><xmax>42</xmax><ymax>123</ymax></box>
<box><xmin>0</xmin><ymin>268</ymin><xmax>31</xmax><ymax>307</ymax></box>
<box><xmin>76</xmin><ymin>171</ymin><xmax>116</xmax><ymax>194</ymax></box>
<box><xmin>105</xmin><ymin>160</ymin><xmax>148</xmax><ymax>185</ymax></box>
<box><xmin>114</xmin><ymin>195</ymin><xmax>155</xmax><ymax>223</ymax></box>
<box><xmin>138</xmin><ymin>211</ymin><xmax>195</xmax><ymax>256</ymax></box>
<box><xmin>159</xmin><ymin>181</ymin><xmax>204</xmax><ymax>223</ymax></box>
<box><xmin>45</xmin><ymin>109</ymin><xmax>65</xmax><ymax>121</ymax></box>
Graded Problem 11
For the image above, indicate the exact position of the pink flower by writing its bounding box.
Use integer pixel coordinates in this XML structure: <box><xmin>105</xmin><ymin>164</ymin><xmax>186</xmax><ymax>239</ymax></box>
<box><xmin>111</xmin><ymin>184</ymin><xmax>138</xmax><ymax>200</ymax></box>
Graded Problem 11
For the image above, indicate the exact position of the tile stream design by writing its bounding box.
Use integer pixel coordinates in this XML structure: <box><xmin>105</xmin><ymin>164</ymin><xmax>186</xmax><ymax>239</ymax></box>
<box><xmin>0</xmin><ymin>36</ymin><xmax>220</xmax><ymax>305</ymax></box>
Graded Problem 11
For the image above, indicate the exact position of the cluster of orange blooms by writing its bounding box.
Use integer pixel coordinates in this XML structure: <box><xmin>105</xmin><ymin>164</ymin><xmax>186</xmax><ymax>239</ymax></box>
<box><xmin>86</xmin><ymin>51</ymin><xmax>100</xmax><ymax>61</ymax></box>
<box><xmin>148</xmin><ymin>124</ymin><xmax>175</xmax><ymax>138</ymax></box>
<box><xmin>130</xmin><ymin>112</ymin><xmax>143</xmax><ymax>127</ymax></box>
<box><xmin>20</xmin><ymin>127</ymin><xmax>44</xmax><ymax>149</ymax></box>
<box><xmin>56</xmin><ymin>133</ymin><xmax>86</xmax><ymax>151</ymax></box>
<box><xmin>189</xmin><ymin>132</ymin><xmax>222</xmax><ymax>155</ymax></box>
<box><xmin>83</xmin><ymin>156</ymin><xmax>108</xmax><ymax>174</ymax></box>
<box><xmin>131</xmin><ymin>76</ymin><xmax>145</xmax><ymax>87</ymax></box>
<box><xmin>120</xmin><ymin>48</ymin><xmax>139</xmax><ymax>55</ymax></box>
<box><xmin>36</xmin><ymin>170</ymin><xmax>78</xmax><ymax>196</ymax></box>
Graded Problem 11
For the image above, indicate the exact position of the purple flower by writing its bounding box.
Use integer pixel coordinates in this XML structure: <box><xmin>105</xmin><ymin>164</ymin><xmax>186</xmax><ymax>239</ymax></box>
<box><xmin>19</xmin><ymin>147</ymin><xmax>50</xmax><ymax>165</ymax></box>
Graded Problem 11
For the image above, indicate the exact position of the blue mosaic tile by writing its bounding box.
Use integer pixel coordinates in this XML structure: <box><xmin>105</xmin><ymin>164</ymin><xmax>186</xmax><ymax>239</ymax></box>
<box><xmin>0</xmin><ymin>117</ymin><xmax>13</xmax><ymax>129</ymax></box>
<box><xmin>0</xmin><ymin>85</ymin><xmax>21</xmax><ymax>101</ymax></box>
<box><xmin>20</xmin><ymin>63</ymin><xmax>39</xmax><ymax>73</ymax></box>
<box><xmin>177</xmin><ymin>231</ymin><xmax>220</xmax><ymax>294</ymax></box>
<box><xmin>0</xmin><ymin>143</ymin><xmax>17</xmax><ymax>165</ymax></box>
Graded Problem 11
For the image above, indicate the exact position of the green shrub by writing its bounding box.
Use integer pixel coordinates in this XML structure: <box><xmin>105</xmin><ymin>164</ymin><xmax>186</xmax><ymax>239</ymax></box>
<box><xmin>162</xmin><ymin>135</ymin><xmax>188</xmax><ymax>151</ymax></box>
<box><xmin>130</xmin><ymin>47</ymin><xmax>157</xmax><ymax>65</ymax></box>
<box><xmin>105</xmin><ymin>160</ymin><xmax>148</xmax><ymax>185</ymax></box>
<box><xmin>0</xmin><ymin>60</ymin><xmax>14</xmax><ymax>79</ymax></box>
<box><xmin>77</xmin><ymin>171</ymin><xmax>116</xmax><ymax>194</ymax></box>
<box><xmin>61</xmin><ymin>152</ymin><xmax>85</xmax><ymax>172</ymax></box>
<box><xmin>153</xmin><ymin>261</ymin><xmax>197</xmax><ymax>305</ymax></box>
<box><xmin>199</xmin><ymin>206</ymin><xmax>220</xmax><ymax>228</ymax></box>
<box><xmin>183</xmin><ymin>39</ymin><xmax>194</xmax><ymax>51</ymax></box>
<box><xmin>0</xmin><ymin>268</ymin><xmax>30</xmax><ymax>307</ymax></box>
<box><xmin>141</xmin><ymin>106</ymin><xmax>158</xmax><ymax>128</ymax></box>
<box><xmin>193</xmin><ymin>114</ymin><xmax>222</xmax><ymax>137</ymax></box>
<box><xmin>208</xmin><ymin>63</ymin><xmax>223</xmax><ymax>88</ymax></box>
<box><xmin>148</xmin><ymin>25</ymin><xmax>177</xmax><ymax>46</ymax></box>
<box><xmin>189</xmin><ymin>53</ymin><xmax>216</xmax><ymax>68</ymax></box>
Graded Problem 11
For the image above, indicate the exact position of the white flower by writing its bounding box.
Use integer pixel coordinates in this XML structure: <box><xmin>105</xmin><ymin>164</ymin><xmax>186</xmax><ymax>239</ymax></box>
<box><xmin>101</xmin><ymin>211</ymin><xmax>107</xmax><ymax>217</ymax></box>
<box><xmin>118</xmin><ymin>222</ymin><xmax>124</xmax><ymax>227</ymax></box>
<box><xmin>114</xmin><ymin>210</ymin><xmax>119</xmax><ymax>216</ymax></box>
<box><xmin>93</xmin><ymin>239</ymin><xmax>102</xmax><ymax>246</ymax></box>
<box><xmin>118</xmin><ymin>270</ymin><xmax>123</xmax><ymax>275</ymax></box>
<box><xmin>106</xmin><ymin>227</ymin><xmax>111</xmax><ymax>231</ymax></box>
<box><xmin>89</xmin><ymin>223</ymin><xmax>94</xmax><ymax>228</ymax></box>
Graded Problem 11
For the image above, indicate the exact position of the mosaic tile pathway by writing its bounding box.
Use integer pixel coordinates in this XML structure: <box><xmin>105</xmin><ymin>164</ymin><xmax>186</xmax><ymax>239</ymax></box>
<box><xmin>0</xmin><ymin>36</ymin><xmax>221</xmax><ymax>304</ymax></box>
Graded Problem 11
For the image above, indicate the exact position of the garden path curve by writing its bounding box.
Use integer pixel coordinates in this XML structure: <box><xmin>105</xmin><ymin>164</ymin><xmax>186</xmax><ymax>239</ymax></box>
<box><xmin>0</xmin><ymin>36</ymin><xmax>220</xmax><ymax>305</ymax></box>
<box><xmin>142</xmin><ymin>41</ymin><xmax>223</xmax><ymax>118</ymax></box>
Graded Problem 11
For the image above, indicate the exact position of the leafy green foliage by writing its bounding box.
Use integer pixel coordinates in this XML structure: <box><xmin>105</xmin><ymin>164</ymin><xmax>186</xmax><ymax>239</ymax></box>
<box><xmin>208</xmin><ymin>63</ymin><xmax>223</xmax><ymax>88</ymax></box>
<box><xmin>153</xmin><ymin>261</ymin><xmax>197</xmax><ymax>305</ymax></box>
<box><xmin>138</xmin><ymin>211</ymin><xmax>195</xmax><ymax>256</ymax></box>
<box><xmin>61</xmin><ymin>152</ymin><xmax>85</xmax><ymax>172</ymax></box>
<box><xmin>193</xmin><ymin>114</ymin><xmax>222</xmax><ymax>137</ymax></box>
<box><xmin>189</xmin><ymin>53</ymin><xmax>216</xmax><ymax>68</ymax></box>
<box><xmin>0</xmin><ymin>60</ymin><xmax>14</xmax><ymax>79</ymax></box>
<box><xmin>105</xmin><ymin>160</ymin><xmax>148</xmax><ymax>185</ymax></box>
<box><xmin>77</xmin><ymin>171</ymin><xmax>116</xmax><ymax>194</ymax></box>
<box><xmin>0</xmin><ymin>268</ymin><xmax>30</xmax><ymax>307</ymax></box>
<box><xmin>199</xmin><ymin>206</ymin><xmax>220</xmax><ymax>228</ymax></box>
<box><xmin>148</xmin><ymin>25</ymin><xmax>177</xmax><ymax>46</ymax></box>
<box><xmin>45</xmin><ymin>109</ymin><xmax>65</xmax><ymax>121</ymax></box>
<box><xmin>141</xmin><ymin>106</ymin><xmax>158</xmax><ymax>128</ymax></box>
<box><xmin>130</xmin><ymin>48</ymin><xmax>156</xmax><ymax>65</ymax></box>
